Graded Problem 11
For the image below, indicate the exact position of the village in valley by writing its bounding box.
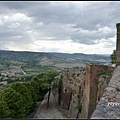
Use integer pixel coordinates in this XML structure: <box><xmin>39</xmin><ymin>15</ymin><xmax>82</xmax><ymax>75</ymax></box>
<box><xmin>0</xmin><ymin>50</ymin><xmax>110</xmax><ymax>88</ymax></box>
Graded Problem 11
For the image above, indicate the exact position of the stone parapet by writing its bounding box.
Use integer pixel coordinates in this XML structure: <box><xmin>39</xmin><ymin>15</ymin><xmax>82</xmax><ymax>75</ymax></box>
<box><xmin>91</xmin><ymin>66</ymin><xmax>120</xmax><ymax>119</ymax></box>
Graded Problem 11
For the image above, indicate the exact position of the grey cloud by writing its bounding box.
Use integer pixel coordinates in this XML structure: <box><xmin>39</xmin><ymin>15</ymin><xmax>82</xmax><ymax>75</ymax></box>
<box><xmin>25</xmin><ymin>2</ymin><xmax>76</xmax><ymax>25</ymax></box>
<box><xmin>69</xmin><ymin>26</ymin><xmax>115</xmax><ymax>45</ymax></box>
<box><xmin>101</xmin><ymin>38</ymin><xmax>116</xmax><ymax>48</ymax></box>
<box><xmin>0</xmin><ymin>1</ymin><xmax>45</xmax><ymax>10</ymax></box>
<box><xmin>0</xmin><ymin>1</ymin><xmax>119</xmax><ymax>50</ymax></box>
<box><xmin>73</xmin><ymin>2</ymin><xmax>120</xmax><ymax>31</ymax></box>
<box><xmin>25</xmin><ymin>1</ymin><xmax>119</xmax><ymax>45</ymax></box>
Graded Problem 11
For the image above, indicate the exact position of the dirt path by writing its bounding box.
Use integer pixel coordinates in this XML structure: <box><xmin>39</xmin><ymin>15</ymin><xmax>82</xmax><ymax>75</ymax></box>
<box><xmin>33</xmin><ymin>92</ymin><xmax>65</xmax><ymax>119</ymax></box>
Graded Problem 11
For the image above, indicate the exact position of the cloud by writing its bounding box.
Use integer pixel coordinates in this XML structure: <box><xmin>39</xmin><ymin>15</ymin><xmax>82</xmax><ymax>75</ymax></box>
<box><xmin>0</xmin><ymin>1</ymin><xmax>119</xmax><ymax>54</ymax></box>
<box><xmin>70</xmin><ymin>26</ymin><xmax>115</xmax><ymax>45</ymax></box>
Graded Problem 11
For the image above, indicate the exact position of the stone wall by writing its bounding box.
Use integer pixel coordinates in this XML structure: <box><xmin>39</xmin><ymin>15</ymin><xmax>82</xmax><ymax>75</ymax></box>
<box><xmin>116</xmin><ymin>23</ymin><xmax>120</xmax><ymax>66</ymax></box>
<box><xmin>60</xmin><ymin>92</ymin><xmax>72</xmax><ymax>110</ymax></box>
<box><xmin>58</xmin><ymin>63</ymin><xmax>114</xmax><ymax>118</ymax></box>
<box><xmin>81</xmin><ymin>63</ymin><xmax>114</xmax><ymax>118</ymax></box>
<box><xmin>59</xmin><ymin>68</ymin><xmax>86</xmax><ymax>118</ymax></box>
<box><xmin>91</xmin><ymin>66</ymin><xmax>120</xmax><ymax>119</ymax></box>
<box><xmin>96</xmin><ymin>74</ymin><xmax>111</xmax><ymax>104</ymax></box>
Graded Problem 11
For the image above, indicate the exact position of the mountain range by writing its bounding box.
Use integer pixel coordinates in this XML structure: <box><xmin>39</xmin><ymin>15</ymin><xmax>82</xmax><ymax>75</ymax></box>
<box><xmin>0</xmin><ymin>50</ymin><xmax>111</xmax><ymax>70</ymax></box>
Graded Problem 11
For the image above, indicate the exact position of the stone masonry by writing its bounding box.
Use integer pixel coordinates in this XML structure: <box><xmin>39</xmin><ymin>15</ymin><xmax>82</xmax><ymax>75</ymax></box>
<box><xmin>58</xmin><ymin>64</ymin><xmax>114</xmax><ymax>118</ymax></box>
<box><xmin>59</xmin><ymin>68</ymin><xmax>86</xmax><ymax>118</ymax></box>
<box><xmin>91</xmin><ymin>66</ymin><xmax>120</xmax><ymax>119</ymax></box>
<box><xmin>116</xmin><ymin>23</ymin><xmax>120</xmax><ymax>66</ymax></box>
<box><xmin>81</xmin><ymin>63</ymin><xmax>114</xmax><ymax>118</ymax></box>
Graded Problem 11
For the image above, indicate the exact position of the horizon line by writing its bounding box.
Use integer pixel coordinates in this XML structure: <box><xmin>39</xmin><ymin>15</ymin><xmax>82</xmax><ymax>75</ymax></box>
<box><xmin>0</xmin><ymin>49</ymin><xmax>110</xmax><ymax>55</ymax></box>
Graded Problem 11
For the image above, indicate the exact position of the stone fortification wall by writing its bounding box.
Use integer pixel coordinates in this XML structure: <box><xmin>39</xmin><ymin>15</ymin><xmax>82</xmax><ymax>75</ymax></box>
<box><xmin>59</xmin><ymin>64</ymin><xmax>114</xmax><ymax>118</ymax></box>
<box><xmin>91</xmin><ymin>66</ymin><xmax>120</xmax><ymax>119</ymax></box>
<box><xmin>59</xmin><ymin>68</ymin><xmax>86</xmax><ymax>118</ymax></box>
<box><xmin>81</xmin><ymin>63</ymin><xmax>114</xmax><ymax>118</ymax></box>
<box><xmin>116</xmin><ymin>23</ymin><xmax>120</xmax><ymax>66</ymax></box>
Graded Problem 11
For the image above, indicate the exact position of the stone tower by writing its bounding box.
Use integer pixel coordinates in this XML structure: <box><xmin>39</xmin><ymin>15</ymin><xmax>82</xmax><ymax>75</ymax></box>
<box><xmin>116</xmin><ymin>23</ymin><xmax>120</xmax><ymax>66</ymax></box>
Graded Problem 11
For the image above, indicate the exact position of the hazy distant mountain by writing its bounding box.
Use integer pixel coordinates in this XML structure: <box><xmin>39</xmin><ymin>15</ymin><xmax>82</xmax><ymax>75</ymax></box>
<box><xmin>50</xmin><ymin>52</ymin><xmax>110</xmax><ymax>60</ymax></box>
<box><xmin>0</xmin><ymin>50</ymin><xmax>111</xmax><ymax>69</ymax></box>
<box><xmin>97</xmin><ymin>54</ymin><xmax>110</xmax><ymax>57</ymax></box>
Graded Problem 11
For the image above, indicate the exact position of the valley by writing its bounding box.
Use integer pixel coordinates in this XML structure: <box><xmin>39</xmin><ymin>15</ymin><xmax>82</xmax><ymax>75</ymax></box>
<box><xmin>0</xmin><ymin>50</ymin><xmax>111</xmax><ymax>88</ymax></box>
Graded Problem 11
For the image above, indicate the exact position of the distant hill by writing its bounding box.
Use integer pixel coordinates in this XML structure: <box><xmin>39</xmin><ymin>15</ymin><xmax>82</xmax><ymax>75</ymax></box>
<box><xmin>50</xmin><ymin>52</ymin><xmax>110</xmax><ymax>61</ymax></box>
<box><xmin>0</xmin><ymin>50</ymin><xmax>111</xmax><ymax>70</ymax></box>
<box><xmin>97</xmin><ymin>54</ymin><xmax>110</xmax><ymax>57</ymax></box>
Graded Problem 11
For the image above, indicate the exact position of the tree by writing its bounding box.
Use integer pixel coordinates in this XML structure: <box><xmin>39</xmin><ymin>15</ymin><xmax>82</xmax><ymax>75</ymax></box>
<box><xmin>10</xmin><ymin>82</ymin><xmax>33</xmax><ymax>115</ymax></box>
<box><xmin>52</xmin><ymin>78</ymin><xmax>59</xmax><ymax>93</ymax></box>
<box><xmin>37</xmin><ymin>78</ymin><xmax>48</xmax><ymax>101</ymax></box>
<box><xmin>41</xmin><ymin>70</ymin><xmax>59</xmax><ymax>109</ymax></box>
<box><xmin>22</xmin><ymin>81</ymin><xmax>38</xmax><ymax>108</ymax></box>
<box><xmin>30</xmin><ymin>79</ymin><xmax>39</xmax><ymax>98</ymax></box>
<box><xmin>110</xmin><ymin>50</ymin><xmax>116</xmax><ymax>64</ymax></box>
<box><xmin>0</xmin><ymin>100</ymin><xmax>12</xmax><ymax>118</ymax></box>
<box><xmin>1</xmin><ymin>87</ymin><xmax>26</xmax><ymax>118</ymax></box>
<box><xmin>30</xmin><ymin>75</ymin><xmax>48</xmax><ymax>101</ymax></box>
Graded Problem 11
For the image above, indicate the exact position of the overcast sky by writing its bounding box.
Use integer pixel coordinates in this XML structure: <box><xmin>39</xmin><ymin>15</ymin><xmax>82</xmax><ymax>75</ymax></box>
<box><xmin>0</xmin><ymin>1</ymin><xmax>119</xmax><ymax>54</ymax></box>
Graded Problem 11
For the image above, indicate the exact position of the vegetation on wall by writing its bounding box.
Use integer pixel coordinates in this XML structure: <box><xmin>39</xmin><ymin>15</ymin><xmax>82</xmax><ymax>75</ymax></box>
<box><xmin>110</xmin><ymin>50</ymin><xmax>116</xmax><ymax>64</ymax></box>
<box><xmin>96</xmin><ymin>67</ymin><xmax>113</xmax><ymax>78</ymax></box>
